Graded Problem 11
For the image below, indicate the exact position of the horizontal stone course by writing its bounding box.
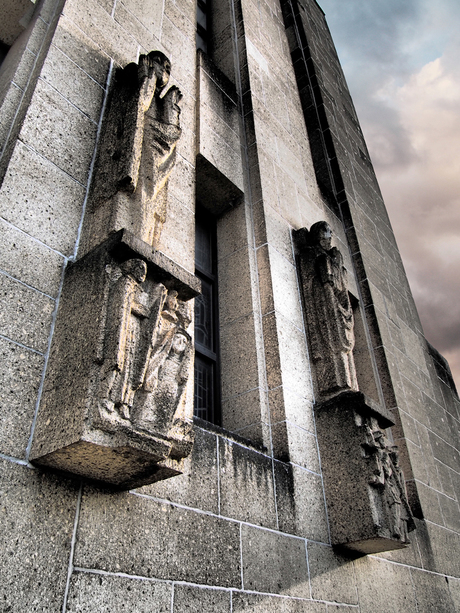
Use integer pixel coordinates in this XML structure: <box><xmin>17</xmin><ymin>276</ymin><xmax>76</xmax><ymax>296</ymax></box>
<box><xmin>75</xmin><ymin>489</ymin><xmax>242</xmax><ymax>587</ymax></box>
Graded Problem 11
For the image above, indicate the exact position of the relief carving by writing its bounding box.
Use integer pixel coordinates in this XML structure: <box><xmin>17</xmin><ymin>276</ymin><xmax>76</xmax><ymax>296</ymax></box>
<box><xmin>96</xmin><ymin>258</ymin><xmax>193</xmax><ymax>447</ymax></box>
<box><xmin>29</xmin><ymin>233</ymin><xmax>201</xmax><ymax>488</ymax></box>
<box><xmin>296</xmin><ymin>221</ymin><xmax>358</xmax><ymax>397</ymax></box>
<box><xmin>360</xmin><ymin>415</ymin><xmax>415</xmax><ymax>544</ymax></box>
<box><xmin>87</xmin><ymin>51</ymin><xmax>182</xmax><ymax>251</ymax></box>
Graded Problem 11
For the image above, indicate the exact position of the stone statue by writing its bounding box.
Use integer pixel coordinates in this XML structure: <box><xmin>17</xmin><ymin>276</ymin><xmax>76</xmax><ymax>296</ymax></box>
<box><xmin>97</xmin><ymin>258</ymin><xmax>192</xmax><ymax>440</ymax></box>
<box><xmin>362</xmin><ymin>420</ymin><xmax>414</xmax><ymax>543</ymax></box>
<box><xmin>135</xmin><ymin>290</ymin><xmax>193</xmax><ymax>436</ymax></box>
<box><xmin>298</xmin><ymin>221</ymin><xmax>358</xmax><ymax>397</ymax></box>
<box><xmin>86</xmin><ymin>51</ymin><xmax>182</xmax><ymax>251</ymax></box>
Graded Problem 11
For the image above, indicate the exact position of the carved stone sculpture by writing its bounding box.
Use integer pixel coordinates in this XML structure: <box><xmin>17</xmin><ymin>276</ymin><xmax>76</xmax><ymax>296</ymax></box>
<box><xmin>95</xmin><ymin>258</ymin><xmax>192</xmax><ymax>444</ymax></box>
<box><xmin>295</xmin><ymin>221</ymin><xmax>358</xmax><ymax>397</ymax></box>
<box><xmin>295</xmin><ymin>225</ymin><xmax>414</xmax><ymax>553</ymax></box>
<box><xmin>83</xmin><ymin>51</ymin><xmax>182</xmax><ymax>253</ymax></box>
<box><xmin>30</xmin><ymin>232</ymin><xmax>200</xmax><ymax>488</ymax></box>
<box><xmin>313</xmin><ymin>392</ymin><xmax>414</xmax><ymax>554</ymax></box>
<box><xmin>360</xmin><ymin>415</ymin><xmax>415</xmax><ymax>544</ymax></box>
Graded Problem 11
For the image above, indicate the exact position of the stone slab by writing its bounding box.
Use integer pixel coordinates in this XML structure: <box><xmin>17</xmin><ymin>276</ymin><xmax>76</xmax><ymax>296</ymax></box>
<box><xmin>0</xmin><ymin>272</ymin><xmax>55</xmax><ymax>353</ymax></box>
<box><xmin>241</xmin><ymin>524</ymin><xmax>310</xmax><ymax>598</ymax></box>
<box><xmin>0</xmin><ymin>140</ymin><xmax>85</xmax><ymax>255</ymax></box>
<box><xmin>173</xmin><ymin>584</ymin><xmax>231</xmax><ymax>612</ymax></box>
<box><xmin>0</xmin><ymin>337</ymin><xmax>44</xmax><ymax>458</ymax></box>
<box><xmin>67</xmin><ymin>572</ymin><xmax>172</xmax><ymax>612</ymax></box>
<box><xmin>307</xmin><ymin>542</ymin><xmax>358</xmax><ymax>605</ymax></box>
<box><xmin>0</xmin><ymin>218</ymin><xmax>64</xmax><ymax>297</ymax></box>
<box><xmin>74</xmin><ymin>489</ymin><xmax>241</xmax><ymax>587</ymax></box>
<box><xmin>0</xmin><ymin>459</ymin><xmax>79</xmax><ymax>612</ymax></box>
<box><xmin>219</xmin><ymin>438</ymin><xmax>277</xmax><ymax>528</ymax></box>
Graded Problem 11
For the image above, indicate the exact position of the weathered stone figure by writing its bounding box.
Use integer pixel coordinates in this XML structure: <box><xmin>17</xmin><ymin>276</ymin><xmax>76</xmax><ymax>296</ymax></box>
<box><xmin>300</xmin><ymin>221</ymin><xmax>358</xmax><ymax>396</ymax></box>
<box><xmin>362</xmin><ymin>422</ymin><xmax>414</xmax><ymax>543</ymax></box>
<box><xmin>86</xmin><ymin>51</ymin><xmax>182</xmax><ymax>251</ymax></box>
<box><xmin>96</xmin><ymin>258</ymin><xmax>192</xmax><ymax>440</ymax></box>
<box><xmin>136</xmin><ymin>292</ymin><xmax>192</xmax><ymax>435</ymax></box>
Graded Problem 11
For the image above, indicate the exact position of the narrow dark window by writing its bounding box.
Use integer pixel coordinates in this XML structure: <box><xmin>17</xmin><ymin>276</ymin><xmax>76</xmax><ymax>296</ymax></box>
<box><xmin>0</xmin><ymin>42</ymin><xmax>10</xmax><ymax>69</ymax></box>
<box><xmin>194</xmin><ymin>210</ymin><xmax>220</xmax><ymax>423</ymax></box>
<box><xmin>196</xmin><ymin>0</ymin><xmax>209</xmax><ymax>52</ymax></box>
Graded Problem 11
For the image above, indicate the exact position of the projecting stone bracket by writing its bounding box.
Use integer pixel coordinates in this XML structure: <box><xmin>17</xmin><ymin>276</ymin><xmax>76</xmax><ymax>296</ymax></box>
<box><xmin>314</xmin><ymin>391</ymin><xmax>415</xmax><ymax>554</ymax></box>
<box><xmin>30</xmin><ymin>230</ymin><xmax>200</xmax><ymax>489</ymax></box>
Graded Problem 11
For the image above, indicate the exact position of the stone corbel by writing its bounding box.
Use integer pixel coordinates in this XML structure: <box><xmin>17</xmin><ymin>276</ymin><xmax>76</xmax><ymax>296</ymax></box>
<box><xmin>294</xmin><ymin>223</ymin><xmax>415</xmax><ymax>553</ymax></box>
<box><xmin>30</xmin><ymin>231</ymin><xmax>200</xmax><ymax>489</ymax></box>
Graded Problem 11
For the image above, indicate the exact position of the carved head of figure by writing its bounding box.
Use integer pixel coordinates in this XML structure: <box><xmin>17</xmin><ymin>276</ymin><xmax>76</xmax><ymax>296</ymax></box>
<box><xmin>147</xmin><ymin>51</ymin><xmax>171</xmax><ymax>91</ymax></box>
<box><xmin>120</xmin><ymin>258</ymin><xmax>148</xmax><ymax>284</ymax></box>
<box><xmin>310</xmin><ymin>221</ymin><xmax>332</xmax><ymax>252</ymax></box>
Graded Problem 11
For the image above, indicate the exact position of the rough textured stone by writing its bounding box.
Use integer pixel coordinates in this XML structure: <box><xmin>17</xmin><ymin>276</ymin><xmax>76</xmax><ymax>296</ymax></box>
<box><xmin>353</xmin><ymin>557</ymin><xmax>417</xmax><ymax>613</ymax></box>
<box><xmin>0</xmin><ymin>272</ymin><xmax>55</xmax><ymax>353</ymax></box>
<box><xmin>0</xmin><ymin>337</ymin><xmax>44</xmax><ymax>458</ymax></box>
<box><xmin>30</xmin><ymin>235</ymin><xmax>199</xmax><ymax>488</ymax></box>
<box><xmin>75</xmin><ymin>489</ymin><xmax>241</xmax><ymax>587</ymax></box>
<box><xmin>66</xmin><ymin>572</ymin><xmax>172</xmax><ymax>612</ymax></box>
<box><xmin>275</xmin><ymin>461</ymin><xmax>329</xmax><ymax>543</ymax></box>
<box><xmin>220</xmin><ymin>313</ymin><xmax>259</xmax><ymax>400</ymax></box>
<box><xmin>0</xmin><ymin>140</ymin><xmax>85</xmax><ymax>255</ymax></box>
<box><xmin>173</xmin><ymin>585</ymin><xmax>231</xmax><ymax>612</ymax></box>
<box><xmin>232</xmin><ymin>593</ymin><xmax>325</xmax><ymax>612</ymax></box>
<box><xmin>219</xmin><ymin>438</ymin><xmax>276</xmax><ymax>528</ymax></box>
<box><xmin>0</xmin><ymin>459</ymin><xmax>79</xmax><ymax>612</ymax></box>
<box><xmin>0</xmin><ymin>219</ymin><xmax>64</xmax><ymax>297</ymax></box>
<box><xmin>307</xmin><ymin>543</ymin><xmax>357</xmax><ymax>604</ymax></box>
<box><xmin>241</xmin><ymin>524</ymin><xmax>310</xmax><ymax>597</ymax></box>
<box><xmin>411</xmin><ymin>568</ymin><xmax>457</xmax><ymax>613</ymax></box>
<box><xmin>19</xmin><ymin>77</ymin><xmax>98</xmax><ymax>183</ymax></box>
<box><xmin>40</xmin><ymin>43</ymin><xmax>105</xmax><ymax>122</ymax></box>
<box><xmin>139</xmin><ymin>426</ymin><xmax>219</xmax><ymax>514</ymax></box>
<box><xmin>52</xmin><ymin>15</ymin><xmax>111</xmax><ymax>86</ymax></box>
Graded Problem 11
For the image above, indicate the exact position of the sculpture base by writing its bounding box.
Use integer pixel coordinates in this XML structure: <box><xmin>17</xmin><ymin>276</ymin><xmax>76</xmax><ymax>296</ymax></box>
<box><xmin>32</xmin><ymin>436</ymin><xmax>184</xmax><ymax>490</ymax></box>
<box><xmin>30</xmin><ymin>231</ymin><xmax>200</xmax><ymax>489</ymax></box>
<box><xmin>315</xmin><ymin>391</ymin><xmax>415</xmax><ymax>554</ymax></box>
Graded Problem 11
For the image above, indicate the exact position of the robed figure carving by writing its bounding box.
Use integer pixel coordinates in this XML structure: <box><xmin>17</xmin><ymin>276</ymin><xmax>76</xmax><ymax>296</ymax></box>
<box><xmin>297</xmin><ymin>221</ymin><xmax>358</xmax><ymax>397</ymax></box>
<box><xmin>96</xmin><ymin>258</ymin><xmax>193</xmax><ymax>448</ymax></box>
<box><xmin>362</xmin><ymin>418</ymin><xmax>415</xmax><ymax>543</ymax></box>
<box><xmin>85</xmin><ymin>51</ymin><xmax>182</xmax><ymax>252</ymax></box>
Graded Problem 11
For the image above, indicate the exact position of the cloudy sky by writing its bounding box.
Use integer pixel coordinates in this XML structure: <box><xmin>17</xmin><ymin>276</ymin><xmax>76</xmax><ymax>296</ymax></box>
<box><xmin>318</xmin><ymin>0</ymin><xmax>460</xmax><ymax>389</ymax></box>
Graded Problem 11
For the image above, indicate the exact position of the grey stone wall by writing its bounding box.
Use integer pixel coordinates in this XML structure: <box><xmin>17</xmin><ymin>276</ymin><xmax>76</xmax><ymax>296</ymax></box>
<box><xmin>0</xmin><ymin>0</ymin><xmax>459</xmax><ymax>611</ymax></box>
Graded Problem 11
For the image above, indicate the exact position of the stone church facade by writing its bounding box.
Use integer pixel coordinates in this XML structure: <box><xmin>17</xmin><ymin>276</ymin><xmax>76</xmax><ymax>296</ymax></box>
<box><xmin>1</xmin><ymin>0</ymin><xmax>460</xmax><ymax>609</ymax></box>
